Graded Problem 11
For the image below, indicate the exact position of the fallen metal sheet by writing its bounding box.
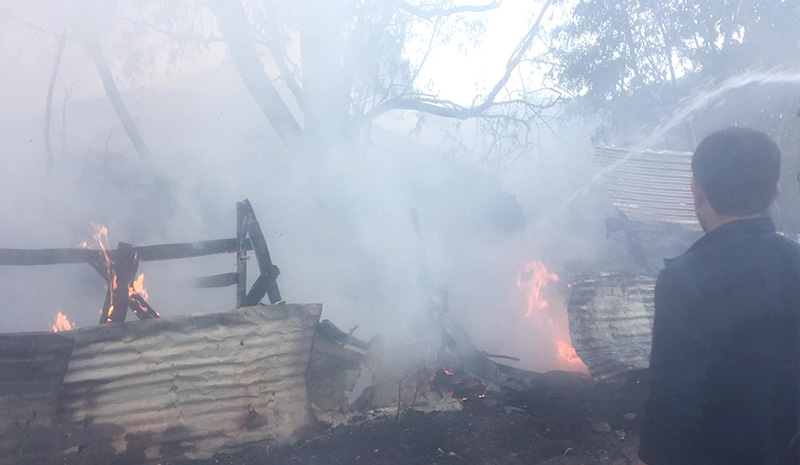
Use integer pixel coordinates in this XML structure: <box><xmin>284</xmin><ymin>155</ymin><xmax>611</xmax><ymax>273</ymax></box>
<box><xmin>0</xmin><ymin>304</ymin><xmax>322</xmax><ymax>465</ymax></box>
<box><xmin>568</xmin><ymin>273</ymin><xmax>656</xmax><ymax>380</ymax></box>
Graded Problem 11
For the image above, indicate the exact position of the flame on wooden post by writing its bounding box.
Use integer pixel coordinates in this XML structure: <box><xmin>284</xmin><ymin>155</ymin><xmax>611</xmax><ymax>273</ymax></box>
<box><xmin>129</xmin><ymin>273</ymin><xmax>148</xmax><ymax>301</ymax></box>
<box><xmin>52</xmin><ymin>311</ymin><xmax>76</xmax><ymax>332</ymax></box>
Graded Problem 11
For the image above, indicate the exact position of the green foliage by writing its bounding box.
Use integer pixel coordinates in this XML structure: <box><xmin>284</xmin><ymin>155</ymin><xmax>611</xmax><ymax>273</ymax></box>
<box><xmin>548</xmin><ymin>0</ymin><xmax>800</xmax><ymax>104</ymax></box>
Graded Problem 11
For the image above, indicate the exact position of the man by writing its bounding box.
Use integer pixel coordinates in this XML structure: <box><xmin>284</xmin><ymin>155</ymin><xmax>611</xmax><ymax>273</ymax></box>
<box><xmin>638</xmin><ymin>126</ymin><xmax>800</xmax><ymax>465</ymax></box>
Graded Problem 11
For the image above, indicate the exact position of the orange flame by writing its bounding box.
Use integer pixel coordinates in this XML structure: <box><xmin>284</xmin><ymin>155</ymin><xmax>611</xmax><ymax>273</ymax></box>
<box><xmin>556</xmin><ymin>340</ymin><xmax>583</xmax><ymax>366</ymax></box>
<box><xmin>518</xmin><ymin>260</ymin><xmax>587</xmax><ymax>372</ymax></box>
<box><xmin>80</xmin><ymin>224</ymin><xmax>118</xmax><ymax>323</ymax></box>
<box><xmin>129</xmin><ymin>273</ymin><xmax>148</xmax><ymax>301</ymax></box>
<box><xmin>52</xmin><ymin>311</ymin><xmax>76</xmax><ymax>332</ymax></box>
<box><xmin>517</xmin><ymin>261</ymin><xmax>559</xmax><ymax>318</ymax></box>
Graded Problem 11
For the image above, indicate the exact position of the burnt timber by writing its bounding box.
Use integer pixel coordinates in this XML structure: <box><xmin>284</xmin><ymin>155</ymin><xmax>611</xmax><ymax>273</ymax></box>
<box><xmin>0</xmin><ymin>238</ymin><xmax>254</xmax><ymax>266</ymax></box>
<box><xmin>0</xmin><ymin>199</ymin><xmax>282</xmax><ymax>323</ymax></box>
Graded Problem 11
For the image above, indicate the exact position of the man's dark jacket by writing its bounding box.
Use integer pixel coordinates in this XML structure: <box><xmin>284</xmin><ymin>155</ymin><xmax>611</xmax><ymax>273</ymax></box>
<box><xmin>639</xmin><ymin>217</ymin><xmax>800</xmax><ymax>465</ymax></box>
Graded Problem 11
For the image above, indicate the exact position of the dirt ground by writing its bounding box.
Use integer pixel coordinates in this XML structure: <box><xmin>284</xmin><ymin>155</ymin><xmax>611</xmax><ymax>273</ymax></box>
<box><xmin>174</xmin><ymin>370</ymin><xmax>650</xmax><ymax>465</ymax></box>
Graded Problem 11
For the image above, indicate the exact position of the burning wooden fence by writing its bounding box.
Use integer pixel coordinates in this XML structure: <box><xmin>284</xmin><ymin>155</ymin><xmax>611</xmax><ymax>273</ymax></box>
<box><xmin>0</xmin><ymin>199</ymin><xmax>282</xmax><ymax>322</ymax></box>
<box><xmin>0</xmin><ymin>199</ymin><xmax>316</xmax><ymax>464</ymax></box>
<box><xmin>0</xmin><ymin>200</ymin><xmax>583</xmax><ymax>464</ymax></box>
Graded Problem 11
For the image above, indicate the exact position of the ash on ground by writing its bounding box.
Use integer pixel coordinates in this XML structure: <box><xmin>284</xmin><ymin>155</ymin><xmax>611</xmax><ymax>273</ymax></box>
<box><xmin>173</xmin><ymin>370</ymin><xmax>649</xmax><ymax>465</ymax></box>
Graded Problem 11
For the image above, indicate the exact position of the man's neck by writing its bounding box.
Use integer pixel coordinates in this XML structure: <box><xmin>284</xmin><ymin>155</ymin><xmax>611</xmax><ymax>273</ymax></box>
<box><xmin>704</xmin><ymin>214</ymin><xmax>765</xmax><ymax>234</ymax></box>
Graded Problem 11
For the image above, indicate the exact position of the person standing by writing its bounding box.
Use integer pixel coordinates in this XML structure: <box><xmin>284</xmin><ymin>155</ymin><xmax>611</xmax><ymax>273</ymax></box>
<box><xmin>638</xmin><ymin>126</ymin><xmax>800</xmax><ymax>465</ymax></box>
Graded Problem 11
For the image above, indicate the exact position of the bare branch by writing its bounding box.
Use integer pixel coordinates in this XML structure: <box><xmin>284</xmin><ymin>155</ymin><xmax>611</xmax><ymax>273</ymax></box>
<box><xmin>0</xmin><ymin>9</ymin><xmax>61</xmax><ymax>37</ymax></box>
<box><xmin>361</xmin><ymin>0</ymin><xmax>554</xmax><ymax>123</ymax></box>
<box><xmin>407</xmin><ymin>16</ymin><xmax>442</xmax><ymax>90</ymax></box>
<box><xmin>251</xmin><ymin>32</ymin><xmax>304</xmax><ymax>108</ymax></box>
<box><xmin>44</xmin><ymin>30</ymin><xmax>67</xmax><ymax>175</ymax></box>
<box><xmin>395</xmin><ymin>0</ymin><xmax>501</xmax><ymax>19</ymax></box>
<box><xmin>114</xmin><ymin>15</ymin><xmax>224</xmax><ymax>44</ymax></box>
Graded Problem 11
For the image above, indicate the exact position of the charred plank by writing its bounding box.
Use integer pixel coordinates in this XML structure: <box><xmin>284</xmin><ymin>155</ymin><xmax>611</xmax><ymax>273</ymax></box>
<box><xmin>242</xmin><ymin>265</ymin><xmax>280</xmax><ymax>307</ymax></box>
<box><xmin>0</xmin><ymin>238</ymin><xmax>253</xmax><ymax>266</ymax></box>
<box><xmin>236</xmin><ymin>202</ymin><xmax>250</xmax><ymax>307</ymax></box>
<box><xmin>0</xmin><ymin>248</ymin><xmax>103</xmax><ymax>266</ymax></box>
<box><xmin>193</xmin><ymin>273</ymin><xmax>239</xmax><ymax>288</ymax></box>
<box><xmin>130</xmin><ymin>293</ymin><xmax>160</xmax><ymax>319</ymax></box>
<box><xmin>135</xmin><ymin>238</ymin><xmax>253</xmax><ymax>261</ymax></box>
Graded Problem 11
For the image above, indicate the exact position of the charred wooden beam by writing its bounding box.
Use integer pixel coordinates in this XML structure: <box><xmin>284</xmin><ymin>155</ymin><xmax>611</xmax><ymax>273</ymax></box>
<box><xmin>101</xmin><ymin>242</ymin><xmax>137</xmax><ymax>324</ymax></box>
<box><xmin>236</xmin><ymin>202</ymin><xmax>250</xmax><ymax>308</ymax></box>
<box><xmin>0</xmin><ymin>248</ymin><xmax>102</xmax><ymax>266</ymax></box>
<box><xmin>316</xmin><ymin>319</ymin><xmax>371</xmax><ymax>351</ymax></box>
<box><xmin>240</xmin><ymin>199</ymin><xmax>282</xmax><ymax>304</ymax></box>
<box><xmin>193</xmin><ymin>273</ymin><xmax>239</xmax><ymax>288</ymax></box>
<box><xmin>135</xmin><ymin>238</ymin><xmax>253</xmax><ymax>261</ymax></box>
<box><xmin>242</xmin><ymin>265</ymin><xmax>280</xmax><ymax>307</ymax></box>
<box><xmin>130</xmin><ymin>293</ymin><xmax>159</xmax><ymax>319</ymax></box>
<box><xmin>0</xmin><ymin>238</ymin><xmax>253</xmax><ymax>267</ymax></box>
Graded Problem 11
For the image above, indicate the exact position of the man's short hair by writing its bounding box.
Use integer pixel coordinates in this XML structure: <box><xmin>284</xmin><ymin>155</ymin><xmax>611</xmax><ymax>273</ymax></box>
<box><xmin>691</xmin><ymin>126</ymin><xmax>781</xmax><ymax>216</ymax></box>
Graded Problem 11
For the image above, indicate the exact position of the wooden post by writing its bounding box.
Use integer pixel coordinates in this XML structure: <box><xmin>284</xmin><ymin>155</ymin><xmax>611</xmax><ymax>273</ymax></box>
<box><xmin>129</xmin><ymin>293</ymin><xmax>159</xmax><ymax>319</ymax></box>
<box><xmin>236</xmin><ymin>202</ymin><xmax>249</xmax><ymax>308</ymax></box>
<box><xmin>99</xmin><ymin>242</ymin><xmax>138</xmax><ymax>324</ymax></box>
<box><xmin>242</xmin><ymin>265</ymin><xmax>281</xmax><ymax>307</ymax></box>
<box><xmin>241</xmin><ymin>199</ymin><xmax>282</xmax><ymax>304</ymax></box>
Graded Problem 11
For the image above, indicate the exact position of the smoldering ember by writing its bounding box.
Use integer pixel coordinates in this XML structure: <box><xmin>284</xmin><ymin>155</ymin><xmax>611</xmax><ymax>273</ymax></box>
<box><xmin>1</xmin><ymin>1</ymin><xmax>799</xmax><ymax>465</ymax></box>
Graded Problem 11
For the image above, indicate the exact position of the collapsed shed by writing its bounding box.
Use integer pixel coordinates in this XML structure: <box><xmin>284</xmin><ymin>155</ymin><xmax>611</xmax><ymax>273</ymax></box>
<box><xmin>569</xmin><ymin>145</ymin><xmax>798</xmax><ymax>380</ymax></box>
<box><xmin>568</xmin><ymin>146</ymin><xmax>700</xmax><ymax>379</ymax></box>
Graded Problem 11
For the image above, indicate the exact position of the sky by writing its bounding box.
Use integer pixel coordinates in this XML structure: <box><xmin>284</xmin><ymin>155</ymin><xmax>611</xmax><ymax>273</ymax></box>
<box><xmin>409</xmin><ymin>0</ymin><xmax>557</xmax><ymax>105</ymax></box>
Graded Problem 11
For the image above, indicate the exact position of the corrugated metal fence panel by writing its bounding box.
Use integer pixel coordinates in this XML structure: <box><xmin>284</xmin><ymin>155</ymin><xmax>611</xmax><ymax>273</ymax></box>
<box><xmin>0</xmin><ymin>333</ymin><xmax>74</xmax><ymax>465</ymax></box>
<box><xmin>568</xmin><ymin>273</ymin><xmax>656</xmax><ymax>380</ymax></box>
<box><xmin>595</xmin><ymin>145</ymin><xmax>701</xmax><ymax>229</ymax></box>
<box><xmin>56</xmin><ymin>304</ymin><xmax>321</xmax><ymax>464</ymax></box>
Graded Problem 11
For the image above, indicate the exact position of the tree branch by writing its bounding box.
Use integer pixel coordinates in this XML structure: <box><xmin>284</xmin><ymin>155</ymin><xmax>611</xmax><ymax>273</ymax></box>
<box><xmin>84</xmin><ymin>38</ymin><xmax>152</xmax><ymax>159</ymax></box>
<box><xmin>114</xmin><ymin>15</ymin><xmax>224</xmax><ymax>44</ymax></box>
<box><xmin>44</xmin><ymin>30</ymin><xmax>66</xmax><ymax>175</ymax></box>
<box><xmin>208</xmin><ymin>0</ymin><xmax>304</xmax><ymax>152</ymax></box>
<box><xmin>0</xmin><ymin>9</ymin><xmax>61</xmax><ymax>37</ymax></box>
<box><xmin>361</xmin><ymin>0</ymin><xmax>554</xmax><ymax>123</ymax></box>
<box><xmin>252</xmin><ymin>34</ymin><xmax>304</xmax><ymax>108</ymax></box>
<box><xmin>395</xmin><ymin>0</ymin><xmax>501</xmax><ymax>19</ymax></box>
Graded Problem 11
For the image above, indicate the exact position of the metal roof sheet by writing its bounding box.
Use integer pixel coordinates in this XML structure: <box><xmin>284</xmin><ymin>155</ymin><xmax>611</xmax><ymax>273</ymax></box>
<box><xmin>595</xmin><ymin>145</ymin><xmax>701</xmax><ymax>229</ymax></box>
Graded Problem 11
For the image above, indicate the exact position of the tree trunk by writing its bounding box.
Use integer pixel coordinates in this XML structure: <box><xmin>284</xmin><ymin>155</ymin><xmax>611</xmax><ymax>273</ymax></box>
<box><xmin>208</xmin><ymin>0</ymin><xmax>304</xmax><ymax>154</ymax></box>
<box><xmin>83</xmin><ymin>39</ymin><xmax>152</xmax><ymax>160</ymax></box>
<box><xmin>44</xmin><ymin>31</ymin><xmax>67</xmax><ymax>175</ymax></box>
<box><xmin>298</xmin><ymin>0</ymin><xmax>356</xmax><ymax>158</ymax></box>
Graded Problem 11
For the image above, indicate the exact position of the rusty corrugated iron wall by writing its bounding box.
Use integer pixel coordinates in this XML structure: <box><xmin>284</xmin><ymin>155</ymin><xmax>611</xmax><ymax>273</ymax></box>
<box><xmin>568</xmin><ymin>273</ymin><xmax>656</xmax><ymax>380</ymax></box>
<box><xmin>1</xmin><ymin>304</ymin><xmax>322</xmax><ymax>465</ymax></box>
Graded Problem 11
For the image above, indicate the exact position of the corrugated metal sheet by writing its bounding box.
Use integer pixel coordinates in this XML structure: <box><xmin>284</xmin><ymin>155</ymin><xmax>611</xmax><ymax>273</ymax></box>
<box><xmin>568</xmin><ymin>273</ymin><xmax>656</xmax><ymax>380</ymax></box>
<box><xmin>0</xmin><ymin>333</ymin><xmax>74</xmax><ymax>465</ymax></box>
<box><xmin>595</xmin><ymin>145</ymin><xmax>701</xmax><ymax>229</ymax></box>
<box><xmin>0</xmin><ymin>304</ymin><xmax>322</xmax><ymax>465</ymax></box>
<box><xmin>59</xmin><ymin>304</ymin><xmax>321</xmax><ymax>464</ymax></box>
